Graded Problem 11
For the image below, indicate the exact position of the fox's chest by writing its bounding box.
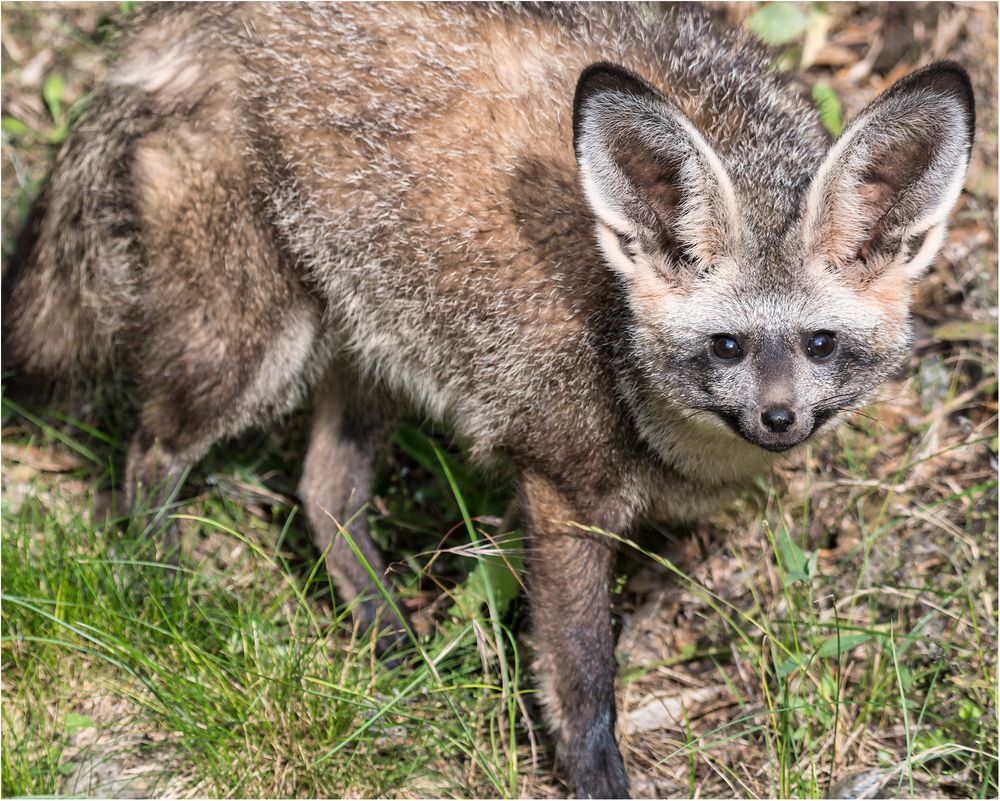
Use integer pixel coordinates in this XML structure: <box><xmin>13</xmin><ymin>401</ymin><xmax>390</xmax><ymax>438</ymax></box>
<box><xmin>639</xmin><ymin>424</ymin><xmax>782</xmax><ymax>524</ymax></box>
<box><xmin>640</xmin><ymin>469</ymin><xmax>748</xmax><ymax>524</ymax></box>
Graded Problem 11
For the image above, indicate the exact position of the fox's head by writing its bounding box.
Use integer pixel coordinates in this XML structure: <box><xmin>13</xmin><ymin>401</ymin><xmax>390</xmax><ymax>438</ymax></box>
<box><xmin>573</xmin><ymin>61</ymin><xmax>975</xmax><ymax>455</ymax></box>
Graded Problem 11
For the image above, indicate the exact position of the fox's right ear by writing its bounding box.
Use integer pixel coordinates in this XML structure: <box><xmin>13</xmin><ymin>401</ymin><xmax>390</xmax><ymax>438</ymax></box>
<box><xmin>573</xmin><ymin>63</ymin><xmax>740</xmax><ymax>287</ymax></box>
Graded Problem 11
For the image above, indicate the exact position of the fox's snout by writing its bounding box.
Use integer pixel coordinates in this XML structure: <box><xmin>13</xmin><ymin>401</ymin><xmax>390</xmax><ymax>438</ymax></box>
<box><xmin>760</xmin><ymin>406</ymin><xmax>794</xmax><ymax>432</ymax></box>
<box><xmin>741</xmin><ymin>402</ymin><xmax>813</xmax><ymax>452</ymax></box>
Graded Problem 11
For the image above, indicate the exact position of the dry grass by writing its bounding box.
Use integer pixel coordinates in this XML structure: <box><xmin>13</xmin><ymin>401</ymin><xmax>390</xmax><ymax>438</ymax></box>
<box><xmin>2</xmin><ymin>3</ymin><xmax>997</xmax><ymax>798</ymax></box>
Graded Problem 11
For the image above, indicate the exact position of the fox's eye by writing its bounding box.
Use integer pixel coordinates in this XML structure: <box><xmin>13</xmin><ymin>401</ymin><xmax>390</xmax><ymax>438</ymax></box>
<box><xmin>806</xmin><ymin>331</ymin><xmax>837</xmax><ymax>360</ymax></box>
<box><xmin>711</xmin><ymin>335</ymin><xmax>743</xmax><ymax>361</ymax></box>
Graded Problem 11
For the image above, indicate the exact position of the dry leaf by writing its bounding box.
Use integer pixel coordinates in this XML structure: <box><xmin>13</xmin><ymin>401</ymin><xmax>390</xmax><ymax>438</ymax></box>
<box><xmin>624</xmin><ymin>686</ymin><xmax>720</xmax><ymax>734</ymax></box>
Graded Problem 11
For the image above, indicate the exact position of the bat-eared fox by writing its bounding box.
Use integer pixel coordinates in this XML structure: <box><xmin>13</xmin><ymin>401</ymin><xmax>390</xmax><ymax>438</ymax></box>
<box><xmin>1</xmin><ymin>3</ymin><xmax>975</xmax><ymax>797</ymax></box>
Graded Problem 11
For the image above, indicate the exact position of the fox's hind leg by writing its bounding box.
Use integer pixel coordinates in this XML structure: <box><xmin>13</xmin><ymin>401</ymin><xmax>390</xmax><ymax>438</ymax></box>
<box><xmin>125</xmin><ymin>124</ymin><xmax>407</xmax><ymax>651</ymax></box>
<box><xmin>124</xmin><ymin>298</ymin><xmax>319</xmax><ymax>561</ymax></box>
<box><xmin>125</xmin><ymin>432</ymin><xmax>188</xmax><ymax>556</ymax></box>
<box><xmin>123</xmin><ymin>126</ymin><xmax>321</xmax><ymax>558</ymax></box>
<box><xmin>299</xmin><ymin>377</ymin><xmax>411</xmax><ymax>656</ymax></box>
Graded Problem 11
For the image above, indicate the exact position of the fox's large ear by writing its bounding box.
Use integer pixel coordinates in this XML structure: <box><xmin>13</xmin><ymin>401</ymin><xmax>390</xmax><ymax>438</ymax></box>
<box><xmin>802</xmin><ymin>62</ymin><xmax>975</xmax><ymax>285</ymax></box>
<box><xmin>573</xmin><ymin>63</ymin><xmax>740</xmax><ymax>286</ymax></box>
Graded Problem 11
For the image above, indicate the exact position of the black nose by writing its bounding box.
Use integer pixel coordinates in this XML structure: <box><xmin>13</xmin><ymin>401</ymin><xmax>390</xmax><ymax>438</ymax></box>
<box><xmin>761</xmin><ymin>407</ymin><xmax>795</xmax><ymax>433</ymax></box>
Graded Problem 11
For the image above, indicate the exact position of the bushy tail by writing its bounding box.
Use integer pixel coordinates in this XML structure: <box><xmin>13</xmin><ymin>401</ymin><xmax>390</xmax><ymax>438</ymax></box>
<box><xmin>2</xmin><ymin>90</ymin><xmax>153</xmax><ymax>402</ymax></box>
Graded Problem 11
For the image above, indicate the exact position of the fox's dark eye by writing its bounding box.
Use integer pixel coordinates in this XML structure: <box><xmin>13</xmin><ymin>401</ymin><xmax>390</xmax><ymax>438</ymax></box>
<box><xmin>806</xmin><ymin>331</ymin><xmax>837</xmax><ymax>360</ymax></box>
<box><xmin>711</xmin><ymin>335</ymin><xmax>743</xmax><ymax>361</ymax></box>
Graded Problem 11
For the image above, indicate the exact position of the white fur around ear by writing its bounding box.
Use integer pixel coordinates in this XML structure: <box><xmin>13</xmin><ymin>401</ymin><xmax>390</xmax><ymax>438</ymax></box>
<box><xmin>802</xmin><ymin>61</ymin><xmax>975</xmax><ymax>284</ymax></box>
<box><xmin>572</xmin><ymin>62</ymin><xmax>740</xmax><ymax>283</ymax></box>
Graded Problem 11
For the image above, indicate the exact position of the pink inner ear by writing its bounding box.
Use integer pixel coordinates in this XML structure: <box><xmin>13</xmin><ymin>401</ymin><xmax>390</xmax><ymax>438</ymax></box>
<box><xmin>645</xmin><ymin>179</ymin><xmax>682</xmax><ymax>231</ymax></box>
<box><xmin>857</xmin><ymin>180</ymin><xmax>894</xmax><ymax>218</ymax></box>
<box><xmin>853</xmin><ymin>180</ymin><xmax>895</xmax><ymax>264</ymax></box>
<box><xmin>615</xmin><ymin>143</ymin><xmax>691</xmax><ymax>264</ymax></box>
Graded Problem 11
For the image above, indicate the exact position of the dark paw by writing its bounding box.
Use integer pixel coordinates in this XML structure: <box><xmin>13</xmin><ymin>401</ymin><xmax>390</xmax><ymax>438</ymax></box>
<box><xmin>565</xmin><ymin>734</ymin><xmax>630</xmax><ymax>799</ymax></box>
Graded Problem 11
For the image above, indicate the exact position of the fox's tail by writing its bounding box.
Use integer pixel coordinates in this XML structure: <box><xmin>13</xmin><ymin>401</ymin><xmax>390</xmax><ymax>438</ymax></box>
<box><xmin>2</xmin><ymin>90</ymin><xmax>154</xmax><ymax>402</ymax></box>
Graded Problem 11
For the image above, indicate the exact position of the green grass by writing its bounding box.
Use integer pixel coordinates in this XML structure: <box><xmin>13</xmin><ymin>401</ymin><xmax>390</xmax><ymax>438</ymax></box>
<box><xmin>1</xmin><ymin>402</ymin><xmax>533</xmax><ymax>798</ymax></box>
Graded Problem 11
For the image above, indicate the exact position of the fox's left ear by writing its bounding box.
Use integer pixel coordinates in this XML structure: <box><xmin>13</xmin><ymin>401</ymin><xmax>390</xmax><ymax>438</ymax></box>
<box><xmin>802</xmin><ymin>62</ymin><xmax>975</xmax><ymax>284</ymax></box>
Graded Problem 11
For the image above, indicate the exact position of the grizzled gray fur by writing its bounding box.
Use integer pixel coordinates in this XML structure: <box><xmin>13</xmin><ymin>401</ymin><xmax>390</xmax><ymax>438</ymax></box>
<box><xmin>2</xmin><ymin>3</ymin><xmax>974</xmax><ymax>797</ymax></box>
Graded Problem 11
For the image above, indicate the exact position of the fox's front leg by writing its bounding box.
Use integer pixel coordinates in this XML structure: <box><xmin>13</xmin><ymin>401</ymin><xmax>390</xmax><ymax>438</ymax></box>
<box><xmin>521</xmin><ymin>473</ymin><xmax>629</xmax><ymax>799</ymax></box>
